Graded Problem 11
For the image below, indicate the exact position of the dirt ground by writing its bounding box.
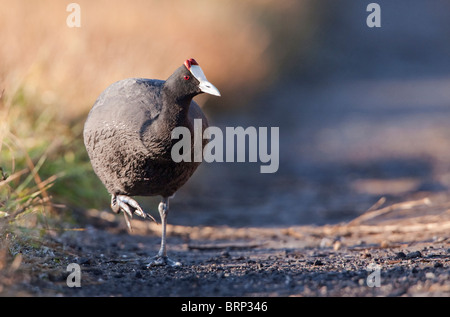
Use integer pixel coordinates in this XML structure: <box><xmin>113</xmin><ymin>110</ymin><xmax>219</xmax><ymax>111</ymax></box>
<box><xmin>1</xmin><ymin>194</ymin><xmax>449</xmax><ymax>297</ymax></box>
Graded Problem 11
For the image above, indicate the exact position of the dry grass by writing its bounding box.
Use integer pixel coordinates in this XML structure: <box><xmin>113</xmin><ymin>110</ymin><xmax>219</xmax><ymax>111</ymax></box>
<box><xmin>0</xmin><ymin>90</ymin><xmax>56</xmax><ymax>228</ymax></box>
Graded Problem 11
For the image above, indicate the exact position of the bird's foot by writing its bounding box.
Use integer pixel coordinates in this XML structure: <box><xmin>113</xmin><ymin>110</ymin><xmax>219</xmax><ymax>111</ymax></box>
<box><xmin>146</xmin><ymin>256</ymin><xmax>182</xmax><ymax>268</ymax></box>
<box><xmin>111</xmin><ymin>195</ymin><xmax>157</xmax><ymax>232</ymax></box>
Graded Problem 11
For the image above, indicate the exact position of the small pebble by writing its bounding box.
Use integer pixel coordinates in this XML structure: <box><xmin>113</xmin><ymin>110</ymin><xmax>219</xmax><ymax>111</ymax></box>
<box><xmin>313</xmin><ymin>259</ymin><xmax>324</xmax><ymax>266</ymax></box>
<box><xmin>78</xmin><ymin>257</ymin><xmax>91</xmax><ymax>265</ymax></box>
<box><xmin>425</xmin><ymin>272</ymin><xmax>435</xmax><ymax>279</ymax></box>
<box><xmin>406</xmin><ymin>251</ymin><xmax>422</xmax><ymax>259</ymax></box>
<box><xmin>333</xmin><ymin>241</ymin><xmax>342</xmax><ymax>251</ymax></box>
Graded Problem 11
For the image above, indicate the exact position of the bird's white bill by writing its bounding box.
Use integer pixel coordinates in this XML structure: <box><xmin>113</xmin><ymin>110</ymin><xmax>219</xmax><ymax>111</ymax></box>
<box><xmin>190</xmin><ymin>65</ymin><xmax>221</xmax><ymax>96</ymax></box>
<box><xmin>198</xmin><ymin>80</ymin><xmax>221</xmax><ymax>96</ymax></box>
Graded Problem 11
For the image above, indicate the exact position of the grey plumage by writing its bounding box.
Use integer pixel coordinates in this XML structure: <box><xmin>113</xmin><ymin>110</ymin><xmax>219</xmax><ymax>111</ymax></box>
<box><xmin>84</xmin><ymin>78</ymin><xmax>207</xmax><ymax>198</ymax></box>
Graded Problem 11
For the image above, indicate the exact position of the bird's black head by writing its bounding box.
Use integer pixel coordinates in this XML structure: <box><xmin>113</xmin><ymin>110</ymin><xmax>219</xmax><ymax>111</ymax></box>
<box><xmin>164</xmin><ymin>59</ymin><xmax>220</xmax><ymax>103</ymax></box>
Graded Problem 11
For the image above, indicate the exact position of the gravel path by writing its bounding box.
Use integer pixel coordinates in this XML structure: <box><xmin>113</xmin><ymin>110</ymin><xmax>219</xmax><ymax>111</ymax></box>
<box><xmin>2</xmin><ymin>197</ymin><xmax>449</xmax><ymax>297</ymax></box>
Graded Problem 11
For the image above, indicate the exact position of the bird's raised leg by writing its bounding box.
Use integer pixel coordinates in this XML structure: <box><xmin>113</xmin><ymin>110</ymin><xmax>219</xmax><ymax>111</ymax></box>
<box><xmin>111</xmin><ymin>195</ymin><xmax>157</xmax><ymax>232</ymax></box>
<box><xmin>147</xmin><ymin>196</ymin><xmax>181</xmax><ymax>267</ymax></box>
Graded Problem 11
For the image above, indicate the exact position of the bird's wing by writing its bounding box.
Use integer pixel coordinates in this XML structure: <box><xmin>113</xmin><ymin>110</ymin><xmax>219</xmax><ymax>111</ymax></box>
<box><xmin>84</xmin><ymin>78</ymin><xmax>164</xmax><ymax>156</ymax></box>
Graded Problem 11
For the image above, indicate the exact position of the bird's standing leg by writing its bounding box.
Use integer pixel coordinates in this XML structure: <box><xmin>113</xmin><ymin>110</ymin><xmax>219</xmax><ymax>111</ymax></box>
<box><xmin>111</xmin><ymin>194</ymin><xmax>157</xmax><ymax>232</ymax></box>
<box><xmin>147</xmin><ymin>196</ymin><xmax>181</xmax><ymax>267</ymax></box>
<box><xmin>157</xmin><ymin>197</ymin><xmax>169</xmax><ymax>258</ymax></box>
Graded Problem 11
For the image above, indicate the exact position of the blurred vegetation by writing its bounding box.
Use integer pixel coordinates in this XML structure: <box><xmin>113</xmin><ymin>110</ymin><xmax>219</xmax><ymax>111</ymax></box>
<box><xmin>0</xmin><ymin>85</ymin><xmax>108</xmax><ymax>234</ymax></box>
<box><xmin>0</xmin><ymin>0</ymin><xmax>319</xmax><ymax>233</ymax></box>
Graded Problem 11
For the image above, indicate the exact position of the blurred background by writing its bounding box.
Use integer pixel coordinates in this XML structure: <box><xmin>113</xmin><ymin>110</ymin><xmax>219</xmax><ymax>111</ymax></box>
<box><xmin>2</xmin><ymin>0</ymin><xmax>450</xmax><ymax>230</ymax></box>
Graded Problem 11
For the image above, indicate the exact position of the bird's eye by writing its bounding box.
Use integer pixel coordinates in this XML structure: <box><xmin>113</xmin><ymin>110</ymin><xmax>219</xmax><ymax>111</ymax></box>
<box><xmin>184</xmin><ymin>75</ymin><xmax>190</xmax><ymax>80</ymax></box>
